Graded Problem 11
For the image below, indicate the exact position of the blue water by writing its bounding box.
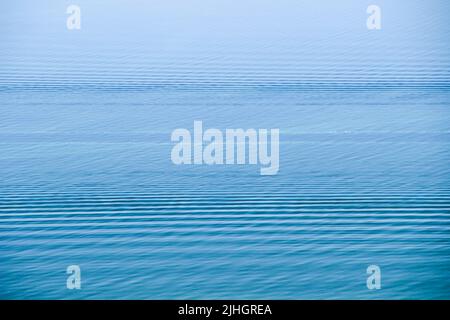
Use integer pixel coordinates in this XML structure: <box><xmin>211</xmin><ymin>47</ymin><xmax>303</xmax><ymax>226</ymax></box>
<box><xmin>1</xmin><ymin>1</ymin><xmax>450</xmax><ymax>299</ymax></box>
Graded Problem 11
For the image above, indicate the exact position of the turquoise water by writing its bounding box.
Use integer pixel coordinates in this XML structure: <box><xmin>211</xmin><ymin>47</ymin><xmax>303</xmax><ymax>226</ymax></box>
<box><xmin>1</xmin><ymin>1</ymin><xmax>450</xmax><ymax>299</ymax></box>
<box><xmin>1</xmin><ymin>90</ymin><xmax>449</xmax><ymax>299</ymax></box>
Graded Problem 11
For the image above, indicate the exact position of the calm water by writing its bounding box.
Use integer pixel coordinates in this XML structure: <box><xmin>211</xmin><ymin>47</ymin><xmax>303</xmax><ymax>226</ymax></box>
<box><xmin>0</xmin><ymin>1</ymin><xmax>449</xmax><ymax>299</ymax></box>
